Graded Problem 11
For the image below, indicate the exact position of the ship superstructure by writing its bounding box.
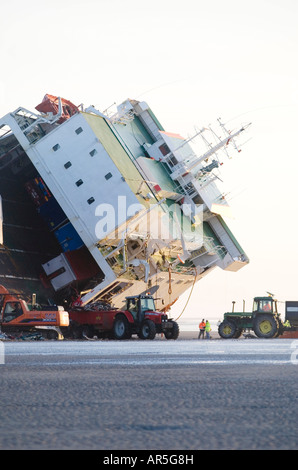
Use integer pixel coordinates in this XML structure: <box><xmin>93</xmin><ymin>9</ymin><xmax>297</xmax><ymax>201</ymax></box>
<box><xmin>0</xmin><ymin>95</ymin><xmax>250</xmax><ymax>310</ymax></box>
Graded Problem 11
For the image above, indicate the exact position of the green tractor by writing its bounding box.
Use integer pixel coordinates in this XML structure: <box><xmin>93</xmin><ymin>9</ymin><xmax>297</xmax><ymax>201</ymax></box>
<box><xmin>218</xmin><ymin>296</ymin><xmax>284</xmax><ymax>339</ymax></box>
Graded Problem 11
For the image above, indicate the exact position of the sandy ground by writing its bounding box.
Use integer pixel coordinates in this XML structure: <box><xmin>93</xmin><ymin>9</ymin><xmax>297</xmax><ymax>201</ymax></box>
<box><xmin>177</xmin><ymin>330</ymin><xmax>220</xmax><ymax>340</ymax></box>
<box><xmin>1</xmin><ymin>336</ymin><xmax>297</xmax><ymax>450</ymax></box>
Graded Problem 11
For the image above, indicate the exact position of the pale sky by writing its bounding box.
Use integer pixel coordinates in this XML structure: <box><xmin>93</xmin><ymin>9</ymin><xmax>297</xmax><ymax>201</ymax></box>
<box><xmin>0</xmin><ymin>0</ymin><xmax>297</xmax><ymax>322</ymax></box>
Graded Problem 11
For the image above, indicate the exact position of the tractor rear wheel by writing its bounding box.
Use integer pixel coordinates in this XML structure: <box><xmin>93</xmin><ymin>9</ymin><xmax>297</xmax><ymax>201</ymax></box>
<box><xmin>139</xmin><ymin>319</ymin><xmax>156</xmax><ymax>340</ymax></box>
<box><xmin>113</xmin><ymin>314</ymin><xmax>131</xmax><ymax>340</ymax></box>
<box><xmin>218</xmin><ymin>320</ymin><xmax>237</xmax><ymax>339</ymax></box>
<box><xmin>253</xmin><ymin>314</ymin><xmax>278</xmax><ymax>338</ymax></box>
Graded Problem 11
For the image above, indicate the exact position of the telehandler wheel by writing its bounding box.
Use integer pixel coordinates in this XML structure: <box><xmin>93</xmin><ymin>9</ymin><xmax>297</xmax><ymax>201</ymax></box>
<box><xmin>113</xmin><ymin>314</ymin><xmax>131</xmax><ymax>340</ymax></box>
<box><xmin>253</xmin><ymin>314</ymin><xmax>279</xmax><ymax>338</ymax></box>
<box><xmin>139</xmin><ymin>319</ymin><xmax>156</xmax><ymax>340</ymax></box>
<box><xmin>218</xmin><ymin>320</ymin><xmax>237</xmax><ymax>339</ymax></box>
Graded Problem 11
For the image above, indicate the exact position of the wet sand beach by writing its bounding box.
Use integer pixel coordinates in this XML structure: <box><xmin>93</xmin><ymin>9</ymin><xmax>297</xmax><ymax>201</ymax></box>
<box><xmin>177</xmin><ymin>330</ymin><xmax>220</xmax><ymax>340</ymax></box>
<box><xmin>0</xmin><ymin>337</ymin><xmax>297</xmax><ymax>450</ymax></box>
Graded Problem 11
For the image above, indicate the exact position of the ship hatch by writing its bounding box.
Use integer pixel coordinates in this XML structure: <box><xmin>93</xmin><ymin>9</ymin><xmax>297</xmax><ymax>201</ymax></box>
<box><xmin>0</xmin><ymin>133</ymin><xmax>62</xmax><ymax>300</ymax></box>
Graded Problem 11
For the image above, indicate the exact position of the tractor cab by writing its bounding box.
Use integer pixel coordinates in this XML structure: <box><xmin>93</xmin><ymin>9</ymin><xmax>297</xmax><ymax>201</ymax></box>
<box><xmin>126</xmin><ymin>295</ymin><xmax>156</xmax><ymax>323</ymax></box>
<box><xmin>252</xmin><ymin>297</ymin><xmax>278</xmax><ymax>315</ymax></box>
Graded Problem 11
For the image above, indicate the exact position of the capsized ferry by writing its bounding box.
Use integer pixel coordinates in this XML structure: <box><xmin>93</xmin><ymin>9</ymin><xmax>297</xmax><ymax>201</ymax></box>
<box><xmin>0</xmin><ymin>94</ymin><xmax>250</xmax><ymax>310</ymax></box>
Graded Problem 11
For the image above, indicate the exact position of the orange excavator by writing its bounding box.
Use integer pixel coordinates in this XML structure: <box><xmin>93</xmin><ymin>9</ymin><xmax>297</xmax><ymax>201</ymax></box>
<box><xmin>0</xmin><ymin>285</ymin><xmax>69</xmax><ymax>339</ymax></box>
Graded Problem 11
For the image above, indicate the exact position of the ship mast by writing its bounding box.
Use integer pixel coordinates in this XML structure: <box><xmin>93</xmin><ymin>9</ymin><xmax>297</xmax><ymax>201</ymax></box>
<box><xmin>169</xmin><ymin>122</ymin><xmax>251</xmax><ymax>181</ymax></box>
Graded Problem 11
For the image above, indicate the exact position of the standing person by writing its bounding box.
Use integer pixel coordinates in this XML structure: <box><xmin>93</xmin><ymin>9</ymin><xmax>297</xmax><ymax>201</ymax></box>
<box><xmin>205</xmin><ymin>320</ymin><xmax>211</xmax><ymax>339</ymax></box>
<box><xmin>198</xmin><ymin>319</ymin><xmax>206</xmax><ymax>339</ymax></box>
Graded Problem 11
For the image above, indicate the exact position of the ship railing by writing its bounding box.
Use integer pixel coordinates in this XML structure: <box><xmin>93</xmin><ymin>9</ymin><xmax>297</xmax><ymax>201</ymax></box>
<box><xmin>204</xmin><ymin>236</ymin><xmax>227</xmax><ymax>258</ymax></box>
<box><xmin>13</xmin><ymin>108</ymin><xmax>39</xmax><ymax>129</ymax></box>
<box><xmin>0</xmin><ymin>123</ymin><xmax>13</xmax><ymax>139</ymax></box>
<box><xmin>159</xmin><ymin>158</ymin><xmax>198</xmax><ymax>199</ymax></box>
<box><xmin>155</xmin><ymin>159</ymin><xmax>185</xmax><ymax>196</ymax></box>
<box><xmin>106</xmin><ymin>107</ymin><xmax>136</xmax><ymax>125</ymax></box>
<box><xmin>11</xmin><ymin>107</ymin><xmax>52</xmax><ymax>144</ymax></box>
<box><xmin>190</xmin><ymin>237</ymin><xmax>227</xmax><ymax>261</ymax></box>
<box><xmin>160</xmin><ymin>151</ymin><xmax>216</xmax><ymax>202</ymax></box>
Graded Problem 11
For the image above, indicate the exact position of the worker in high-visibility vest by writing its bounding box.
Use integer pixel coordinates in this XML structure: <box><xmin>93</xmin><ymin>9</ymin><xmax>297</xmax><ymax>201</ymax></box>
<box><xmin>205</xmin><ymin>320</ymin><xmax>212</xmax><ymax>339</ymax></box>
<box><xmin>198</xmin><ymin>319</ymin><xmax>206</xmax><ymax>339</ymax></box>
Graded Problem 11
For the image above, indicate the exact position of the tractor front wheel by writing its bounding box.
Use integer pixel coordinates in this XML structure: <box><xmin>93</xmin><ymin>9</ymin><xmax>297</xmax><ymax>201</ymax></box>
<box><xmin>139</xmin><ymin>319</ymin><xmax>156</xmax><ymax>340</ymax></box>
<box><xmin>164</xmin><ymin>321</ymin><xmax>179</xmax><ymax>340</ymax></box>
<box><xmin>218</xmin><ymin>320</ymin><xmax>237</xmax><ymax>339</ymax></box>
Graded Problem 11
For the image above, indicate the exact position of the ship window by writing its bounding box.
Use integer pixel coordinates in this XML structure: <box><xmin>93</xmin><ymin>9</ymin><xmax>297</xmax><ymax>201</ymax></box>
<box><xmin>87</xmin><ymin>197</ymin><xmax>95</xmax><ymax>205</ymax></box>
<box><xmin>192</xmin><ymin>194</ymin><xmax>203</xmax><ymax>205</ymax></box>
<box><xmin>52</xmin><ymin>144</ymin><xmax>60</xmax><ymax>152</ymax></box>
<box><xmin>105</xmin><ymin>172</ymin><xmax>113</xmax><ymax>180</ymax></box>
<box><xmin>168</xmin><ymin>156</ymin><xmax>178</xmax><ymax>167</ymax></box>
<box><xmin>107</xmin><ymin>257</ymin><xmax>117</xmax><ymax>267</ymax></box>
<box><xmin>159</xmin><ymin>143</ymin><xmax>171</xmax><ymax>156</ymax></box>
<box><xmin>64</xmin><ymin>161</ymin><xmax>72</xmax><ymax>169</ymax></box>
<box><xmin>89</xmin><ymin>149</ymin><xmax>97</xmax><ymax>157</ymax></box>
<box><xmin>75</xmin><ymin>179</ymin><xmax>83</xmax><ymax>187</ymax></box>
<box><xmin>75</xmin><ymin>127</ymin><xmax>83</xmax><ymax>135</ymax></box>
